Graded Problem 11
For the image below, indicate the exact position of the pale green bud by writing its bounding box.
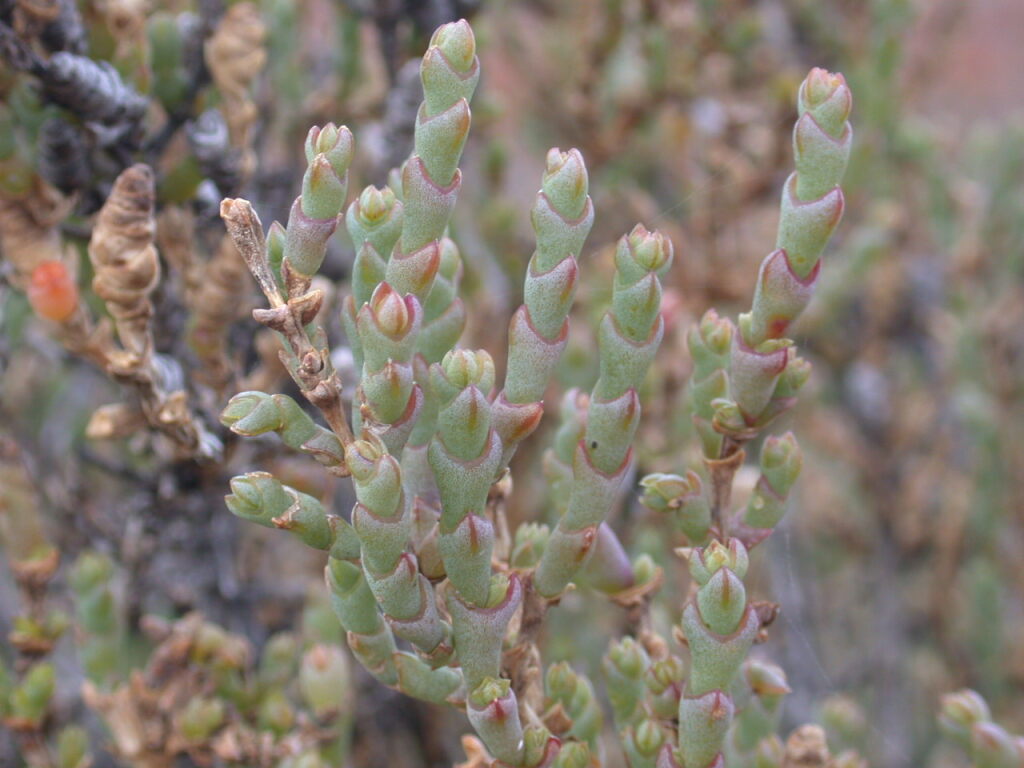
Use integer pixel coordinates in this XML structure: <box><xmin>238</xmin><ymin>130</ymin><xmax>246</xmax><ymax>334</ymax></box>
<box><xmin>258</xmin><ymin>689</ymin><xmax>295</xmax><ymax>735</ymax></box>
<box><xmin>304</xmin><ymin>123</ymin><xmax>354</xmax><ymax>178</ymax></box>
<box><xmin>939</xmin><ymin>689</ymin><xmax>992</xmax><ymax>748</ymax></box>
<box><xmin>357</xmin><ymin>185</ymin><xmax>395</xmax><ymax>224</ymax></box>
<box><xmin>430</xmin><ymin>20</ymin><xmax>476</xmax><ymax>73</ymax></box>
<box><xmin>554</xmin><ymin>741</ymin><xmax>590</xmax><ymax>768</ymax></box>
<box><xmin>299</xmin><ymin>644</ymin><xmax>352</xmax><ymax>719</ymax></box>
<box><xmin>798</xmin><ymin>68</ymin><xmax>852</xmax><ymax>138</ymax></box>
<box><xmin>607</xmin><ymin>637</ymin><xmax>647</xmax><ymax>680</ymax></box>
<box><xmin>633</xmin><ymin>719</ymin><xmax>666</xmax><ymax>757</ymax></box>
<box><xmin>56</xmin><ymin>726</ymin><xmax>91</xmax><ymax>768</ymax></box>
<box><xmin>345</xmin><ymin>434</ymin><xmax>386</xmax><ymax>484</ymax></box>
<box><xmin>11</xmin><ymin>663</ymin><xmax>55</xmax><ymax>725</ymax></box>
<box><xmin>260</xmin><ymin>632</ymin><xmax>299</xmax><ymax>684</ymax></box>
<box><xmin>440</xmin><ymin>348</ymin><xmax>495</xmax><ymax>393</ymax></box>
<box><xmin>368</xmin><ymin>283</ymin><xmax>416</xmax><ymax>340</ymax></box>
<box><xmin>690</xmin><ymin>539</ymin><xmax>749</xmax><ymax>584</ymax></box>
<box><xmin>178</xmin><ymin>697</ymin><xmax>225</xmax><ymax>742</ymax></box>
<box><xmin>510</xmin><ymin>522</ymin><xmax>549</xmax><ymax>568</ymax></box>
<box><xmin>542</xmin><ymin>148</ymin><xmax>588</xmax><ymax>220</ymax></box>
<box><xmin>761</xmin><ymin>432</ymin><xmax>802</xmax><ymax>491</ymax></box>
<box><xmin>625</xmin><ymin>224</ymin><xmax>673</xmax><ymax>275</ymax></box>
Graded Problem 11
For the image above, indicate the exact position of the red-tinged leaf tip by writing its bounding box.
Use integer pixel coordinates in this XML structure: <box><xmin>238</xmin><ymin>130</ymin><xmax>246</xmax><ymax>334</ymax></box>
<box><xmin>27</xmin><ymin>261</ymin><xmax>78</xmax><ymax>322</ymax></box>
<box><xmin>575</xmin><ymin>527</ymin><xmax>597</xmax><ymax>563</ymax></box>
<box><xmin>719</xmin><ymin>569</ymin><xmax>733</xmax><ymax>605</ymax></box>
<box><xmin>511</xmin><ymin>402</ymin><xmax>544</xmax><ymax>442</ymax></box>
<box><xmin>622</xmin><ymin>389</ymin><xmax>640</xmax><ymax>425</ymax></box>
<box><xmin>465</xmin><ymin>514</ymin><xmax>483</xmax><ymax>553</ymax></box>
<box><xmin>767</xmin><ymin>317</ymin><xmax>790</xmax><ymax>338</ymax></box>
<box><xmin>398</xmin><ymin>552</ymin><xmax>418</xmax><ymax>580</ymax></box>
<box><xmin>272</xmin><ymin>514</ymin><xmax>295</xmax><ymax>531</ymax></box>
<box><xmin>710</xmin><ymin>691</ymin><xmax>731</xmax><ymax>721</ymax></box>
<box><xmin>559</xmin><ymin>259</ymin><xmax>579</xmax><ymax>303</ymax></box>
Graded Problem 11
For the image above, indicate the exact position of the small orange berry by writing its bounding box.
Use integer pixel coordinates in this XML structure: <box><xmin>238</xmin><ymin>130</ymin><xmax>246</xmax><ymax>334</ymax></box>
<box><xmin>27</xmin><ymin>261</ymin><xmax>79</xmax><ymax>322</ymax></box>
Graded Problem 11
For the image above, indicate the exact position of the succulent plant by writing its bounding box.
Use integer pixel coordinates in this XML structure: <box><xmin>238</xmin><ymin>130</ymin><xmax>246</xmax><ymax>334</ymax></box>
<box><xmin>940</xmin><ymin>690</ymin><xmax>1024</xmax><ymax>768</ymax></box>
<box><xmin>215</xmin><ymin>17</ymin><xmax>874</xmax><ymax>767</ymax></box>
<box><xmin>2</xmin><ymin>4</ymin><xmax>1016</xmax><ymax>767</ymax></box>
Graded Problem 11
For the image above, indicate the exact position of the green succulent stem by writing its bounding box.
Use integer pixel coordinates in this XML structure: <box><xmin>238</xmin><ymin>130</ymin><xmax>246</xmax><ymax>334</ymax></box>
<box><xmin>215</xmin><ymin>34</ymin><xmax>859</xmax><ymax>768</ymax></box>
<box><xmin>534</xmin><ymin>225</ymin><xmax>671</xmax><ymax>599</ymax></box>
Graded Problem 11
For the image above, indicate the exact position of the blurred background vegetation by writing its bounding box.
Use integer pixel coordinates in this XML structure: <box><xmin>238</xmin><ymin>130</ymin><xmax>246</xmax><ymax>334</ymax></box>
<box><xmin>1</xmin><ymin>1</ymin><xmax>1021</xmax><ymax>767</ymax></box>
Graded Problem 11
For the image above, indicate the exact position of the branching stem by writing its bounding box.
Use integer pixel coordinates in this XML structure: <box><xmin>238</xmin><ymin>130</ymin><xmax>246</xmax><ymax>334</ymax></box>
<box><xmin>221</xmin><ymin>198</ymin><xmax>354</xmax><ymax>457</ymax></box>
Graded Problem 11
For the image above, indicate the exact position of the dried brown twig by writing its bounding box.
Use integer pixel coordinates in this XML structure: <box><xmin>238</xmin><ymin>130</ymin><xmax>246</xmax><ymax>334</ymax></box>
<box><xmin>220</xmin><ymin>198</ymin><xmax>353</xmax><ymax>458</ymax></box>
<box><xmin>157</xmin><ymin>206</ymin><xmax>253</xmax><ymax>395</ymax></box>
<box><xmin>85</xmin><ymin>164</ymin><xmax>219</xmax><ymax>458</ymax></box>
<box><xmin>204</xmin><ymin>1</ymin><xmax>266</xmax><ymax>181</ymax></box>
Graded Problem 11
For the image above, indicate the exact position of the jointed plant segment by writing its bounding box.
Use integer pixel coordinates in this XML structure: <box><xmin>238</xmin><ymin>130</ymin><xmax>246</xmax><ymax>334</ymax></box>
<box><xmin>218</xmin><ymin>18</ymin><xmax>870</xmax><ymax>768</ymax></box>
